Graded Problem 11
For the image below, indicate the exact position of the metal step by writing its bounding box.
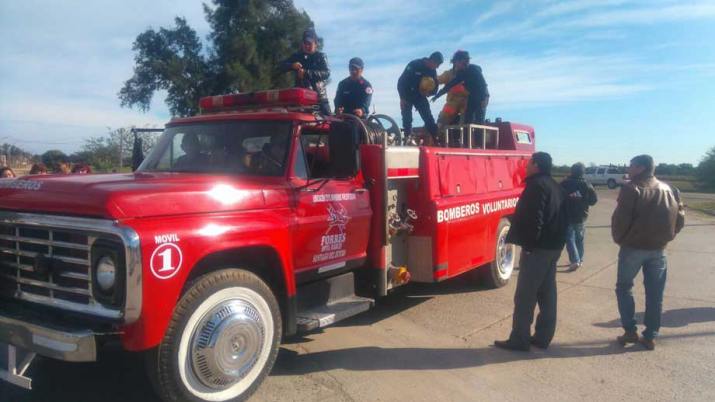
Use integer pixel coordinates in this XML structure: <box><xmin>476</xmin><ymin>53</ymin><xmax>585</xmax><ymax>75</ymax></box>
<box><xmin>296</xmin><ymin>295</ymin><xmax>374</xmax><ymax>332</ymax></box>
<box><xmin>295</xmin><ymin>271</ymin><xmax>374</xmax><ymax>332</ymax></box>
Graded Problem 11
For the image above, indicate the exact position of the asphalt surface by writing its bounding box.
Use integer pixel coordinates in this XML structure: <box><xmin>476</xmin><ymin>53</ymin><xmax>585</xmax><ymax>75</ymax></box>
<box><xmin>2</xmin><ymin>188</ymin><xmax>714</xmax><ymax>402</ymax></box>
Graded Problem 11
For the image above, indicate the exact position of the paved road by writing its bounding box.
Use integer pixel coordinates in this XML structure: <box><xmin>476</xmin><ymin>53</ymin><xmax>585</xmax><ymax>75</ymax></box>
<box><xmin>3</xmin><ymin>189</ymin><xmax>714</xmax><ymax>402</ymax></box>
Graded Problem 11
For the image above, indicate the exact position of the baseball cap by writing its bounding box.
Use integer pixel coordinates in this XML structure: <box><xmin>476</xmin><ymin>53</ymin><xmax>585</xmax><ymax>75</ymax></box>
<box><xmin>451</xmin><ymin>50</ymin><xmax>470</xmax><ymax>63</ymax></box>
<box><xmin>349</xmin><ymin>57</ymin><xmax>364</xmax><ymax>69</ymax></box>
<box><xmin>303</xmin><ymin>28</ymin><xmax>318</xmax><ymax>43</ymax></box>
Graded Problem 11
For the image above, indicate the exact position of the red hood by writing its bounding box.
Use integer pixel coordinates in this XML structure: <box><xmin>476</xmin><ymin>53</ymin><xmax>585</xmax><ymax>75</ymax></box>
<box><xmin>0</xmin><ymin>173</ymin><xmax>291</xmax><ymax>220</ymax></box>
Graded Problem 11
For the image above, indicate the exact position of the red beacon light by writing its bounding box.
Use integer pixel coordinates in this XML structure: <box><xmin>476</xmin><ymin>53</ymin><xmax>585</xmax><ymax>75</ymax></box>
<box><xmin>199</xmin><ymin>88</ymin><xmax>319</xmax><ymax>112</ymax></box>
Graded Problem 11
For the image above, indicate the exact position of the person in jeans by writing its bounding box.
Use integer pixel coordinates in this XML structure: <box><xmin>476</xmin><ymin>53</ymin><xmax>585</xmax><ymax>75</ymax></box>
<box><xmin>495</xmin><ymin>152</ymin><xmax>568</xmax><ymax>351</ymax></box>
<box><xmin>561</xmin><ymin>162</ymin><xmax>598</xmax><ymax>271</ymax></box>
<box><xmin>611</xmin><ymin>154</ymin><xmax>685</xmax><ymax>350</ymax></box>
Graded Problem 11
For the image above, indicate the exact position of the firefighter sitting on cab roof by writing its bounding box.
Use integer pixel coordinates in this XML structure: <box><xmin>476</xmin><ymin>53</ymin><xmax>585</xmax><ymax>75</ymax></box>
<box><xmin>334</xmin><ymin>57</ymin><xmax>373</xmax><ymax>118</ymax></box>
<box><xmin>432</xmin><ymin>50</ymin><xmax>489</xmax><ymax>125</ymax></box>
<box><xmin>279</xmin><ymin>28</ymin><xmax>331</xmax><ymax>115</ymax></box>
<box><xmin>397</xmin><ymin>51</ymin><xmax>443</xmax><ymax>145</ymax></box>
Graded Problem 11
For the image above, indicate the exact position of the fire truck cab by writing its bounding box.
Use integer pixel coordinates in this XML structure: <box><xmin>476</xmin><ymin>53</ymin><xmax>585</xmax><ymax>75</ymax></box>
<box><xmin>0</xmin><ymin>88</ymin><xmax>534</xmax><ymax>401</ymax></box>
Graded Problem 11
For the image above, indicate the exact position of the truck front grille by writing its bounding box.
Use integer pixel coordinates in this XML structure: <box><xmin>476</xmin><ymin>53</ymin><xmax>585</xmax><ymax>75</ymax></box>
<box><xmin>0</xmin><ymin>222</ymin><xmax>121</xmax><ymax>319</ymax></box>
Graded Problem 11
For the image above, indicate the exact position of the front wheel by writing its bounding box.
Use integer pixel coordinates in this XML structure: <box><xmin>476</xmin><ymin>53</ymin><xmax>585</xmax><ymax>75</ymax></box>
<box><xmin>147</xmin><ymin>269</ymin><xmax>281</xmax><ymax>402</ymax></box>
<box><xmin>482</xmin><ymin>219</ymin><xmax>515</xmax><ymax>288</ymax></box>
<box><xmin>607</xmin><ymin>179</ymin><xmax>617</xmax><ymax>189</ymax></box>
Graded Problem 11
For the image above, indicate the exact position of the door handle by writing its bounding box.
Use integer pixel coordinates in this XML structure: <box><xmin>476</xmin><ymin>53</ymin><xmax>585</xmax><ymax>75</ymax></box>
<box><xmin>353</xmin><ymin>188</ymin><xmax>367</xmax><ymax>194</ymax></box>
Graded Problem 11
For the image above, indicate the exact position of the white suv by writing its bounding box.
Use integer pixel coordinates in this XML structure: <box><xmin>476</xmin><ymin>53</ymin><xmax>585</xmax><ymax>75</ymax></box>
<box><xmin>584</xmin><ymin>165</ymin><xmax>628</xmax><ymax>189</ymax></box>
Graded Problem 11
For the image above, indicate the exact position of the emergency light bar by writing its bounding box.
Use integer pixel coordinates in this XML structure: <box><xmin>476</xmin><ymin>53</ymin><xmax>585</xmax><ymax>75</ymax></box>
<box><xmin>199</xmin><ymin>88</ymin><xmax>319</xmax><ymax>112</ymax></box>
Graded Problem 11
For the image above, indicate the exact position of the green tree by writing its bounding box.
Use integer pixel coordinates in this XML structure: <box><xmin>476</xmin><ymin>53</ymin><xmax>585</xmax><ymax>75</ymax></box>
<box><xmin>41</xmin><ymin>150</ymin><xmax>69</xmax><ymax>171</ymax></box>
<box><xmin>79</xmin><ymin>137</ymin><xmax>119</xmax><ymax>171</ymax></box>
<box><xmin>677</xmin><ymin>163</ymin><xmax>695</xmax><ymax>176</ymax></box>
<box><xmin>119</xmin><ymin>0</ymin><xmax>315</xmax><ymax>117</ymax></box>
<box><xmin>73</xmin><ymin>127</ymin><xmax>161</xmax><ymax>171</ymax></box>
<box><xmin>697</xmin><ymin>146</ymin><xmax>715</xmax><ymax>189</ymax></box>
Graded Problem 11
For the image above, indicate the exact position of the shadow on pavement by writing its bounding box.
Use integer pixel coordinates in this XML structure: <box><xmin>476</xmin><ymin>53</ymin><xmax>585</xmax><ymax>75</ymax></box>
<box><xmin>593</xmin><ymin>307</ymin><xmax>715</xmax><ymax>329</ymax></box>
<box><xmin>272</xmin><ymin>330</ymin><xmax>715</xmax><ymax>376</ymax></box>
<box><xmin>4</xmin><ymin>330</ymin><xmax>714</xmax><ymax>401</ymax></box>
<box><xmin>0</xmin><ymin>348</ymin><xmax>158</xmax><ymax>402</ymax></box>
<box><xmin>331</xmin><ymin>274</ymin><xmax>492</xmax><ymax>329</ymax></box>
<box><xmin>272</xmin><ymin>341</ymin><xmax>643</xmax><ymax>375</ymax></box>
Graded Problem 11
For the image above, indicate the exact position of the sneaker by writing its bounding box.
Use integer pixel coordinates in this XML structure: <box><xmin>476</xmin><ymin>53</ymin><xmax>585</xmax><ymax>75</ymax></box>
<box><xmin>494</xmin><ymin>340</ymin><xmax>530</xmax><ymax>352</ymax></box>
<box><xmin>530</xmin><ymin>338</ymin><xmax>549</xmax><ymax>350</ymax></box>
<box><xmin>617</xmin><ymin>331</ymin><xmax>639</xmax><ymax>346</ymax></box>
<box><xmin>639</xmin><ymin>337</ymin><xmax>655</xmax><ymax>351</ymax></box>
<box><xmin>568</xmin><ymin>262</ymin><xmax>581</xmax><ymax>271</ymax></box>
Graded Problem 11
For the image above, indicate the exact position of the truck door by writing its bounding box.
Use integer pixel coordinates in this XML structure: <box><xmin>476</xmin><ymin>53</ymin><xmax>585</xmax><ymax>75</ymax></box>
<box><xmin>290</xmin><ymin>121</ymin><xmax>372</xmax><ymax>279</ymax></box>
<box><xmin>595</xmin><ymin>167</ymin><xmax>606</xmax><ymax>184</ymax></box>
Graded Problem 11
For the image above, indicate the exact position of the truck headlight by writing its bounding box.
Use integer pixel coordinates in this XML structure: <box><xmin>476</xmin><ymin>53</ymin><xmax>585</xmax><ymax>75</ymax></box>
<box><xmin>96</xmin><ymin>256</ymin><xmax>116</xmax><ymax>292</ymax></box>
<box><xmin>91</xmin><ymin>239</ymin><xmax>126</xmax><ymax>308</ymax></box>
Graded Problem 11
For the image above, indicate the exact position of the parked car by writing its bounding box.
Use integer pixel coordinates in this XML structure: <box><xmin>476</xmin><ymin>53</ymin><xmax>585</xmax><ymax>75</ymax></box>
<box><xmin>584</xmin><ymin>165</ymin><xmax>628</xmax><ymax>189</ymax></box>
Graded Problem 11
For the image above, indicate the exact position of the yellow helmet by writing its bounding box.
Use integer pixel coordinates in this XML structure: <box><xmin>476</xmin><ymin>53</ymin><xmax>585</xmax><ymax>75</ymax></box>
<box><xmin>419</xmin><ymin>76</ymin><xmax>436</xmax><ymax>96</ymax></box>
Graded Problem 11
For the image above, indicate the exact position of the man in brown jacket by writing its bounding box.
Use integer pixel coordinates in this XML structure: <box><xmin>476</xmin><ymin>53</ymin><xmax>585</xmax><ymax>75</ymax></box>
<box><xmin>612</xmin><ymin>154</ymin><xmax>685</xmax><ymax>350</ymax></box>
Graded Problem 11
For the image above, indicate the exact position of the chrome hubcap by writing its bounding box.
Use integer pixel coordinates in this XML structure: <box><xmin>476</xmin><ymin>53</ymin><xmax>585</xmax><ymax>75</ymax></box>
<box><xmin>497</xmin><ymin>226</ymin><xmax>515</xmax><ymax>279</ymax></box>
<box><xmin>190</xmin><ymin>300</ymin><xmax>265</xmax><ymax>390</ymax></box>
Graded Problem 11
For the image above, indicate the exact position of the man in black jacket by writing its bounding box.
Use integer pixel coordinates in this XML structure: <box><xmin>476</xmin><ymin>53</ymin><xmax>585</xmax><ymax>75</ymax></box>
<box><xmin>495</xmin><ymin>152</ymin><xmax>568</xmax><ymax>351</ymax></box>
<box><xmin>431</xmin><ymin>50</ymin><xmax>489</xmax><ymax>124</ymax></box>
<box><xmin>279</xmin><ymin>29</ymin><xmax>331</xmax><ymax>115</ymax></box>
<box><xmin>397</xmin><ymin>52</ymin><xmax>443</xmax><ymax>144</ymax></box>
<box><xmin>561</xmin><ymin>162</ymin><xmax>598</xmax><ymax>271</ymax></box>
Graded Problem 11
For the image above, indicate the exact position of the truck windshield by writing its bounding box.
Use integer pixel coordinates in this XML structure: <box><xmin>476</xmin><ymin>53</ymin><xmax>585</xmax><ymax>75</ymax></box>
<box><xmin>138</xmin><ymin>121</ymin><xmax>292</xmax><ymax>176</ymax></box>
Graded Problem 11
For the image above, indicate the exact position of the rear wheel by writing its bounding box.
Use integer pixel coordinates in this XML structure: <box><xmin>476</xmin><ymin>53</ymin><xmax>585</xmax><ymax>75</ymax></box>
<box><xmin>607</xmin><ymin>179</ymin><xmax>617</xmax><ymax>189</ymax></box>
<box><xmin>147</xmin><ymin>269</ymin><xmax>281</xmax><ymax>402</ymax></box>
<box><xmin>482</xmin><ymin>219</ymin><xmax>515</xmax><ymax>288</ymax></box>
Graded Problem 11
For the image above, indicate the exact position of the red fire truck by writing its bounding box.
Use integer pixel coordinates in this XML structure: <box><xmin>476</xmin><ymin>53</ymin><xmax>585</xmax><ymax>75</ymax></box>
<box><xmin>0</xmin><ymin>88</ymin><xmax>534</xmax><ymax>401</ymax></box>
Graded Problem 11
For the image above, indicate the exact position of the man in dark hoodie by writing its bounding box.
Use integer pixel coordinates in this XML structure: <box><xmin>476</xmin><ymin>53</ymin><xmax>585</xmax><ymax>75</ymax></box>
<box><xmin>561</xmin><ymin>162</ymin><xmax>598</xmax><ymax>271</ymax></box>
<box><xmin>279</xmin><ymin>28</ymin><xmax>331</xmax><ymax>115</ymax></box>
<box><xmin>495</xmin><ymin>152</ymin><xmax>568</xmax><ymax>351</ymax></box>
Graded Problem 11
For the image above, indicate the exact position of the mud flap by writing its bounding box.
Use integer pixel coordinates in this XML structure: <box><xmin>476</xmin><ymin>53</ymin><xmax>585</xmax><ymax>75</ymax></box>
<box><xmin>0</xmin><ymin>343</ymin><xmax>36</xmax><ymax>390</ymax></box>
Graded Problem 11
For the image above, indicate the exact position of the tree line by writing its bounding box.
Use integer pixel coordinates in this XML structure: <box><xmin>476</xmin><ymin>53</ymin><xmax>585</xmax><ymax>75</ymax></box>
<box><xmin>2</xmin><ymin>128</ymin><xmax>159</xmax><ymax>173</ymax></box>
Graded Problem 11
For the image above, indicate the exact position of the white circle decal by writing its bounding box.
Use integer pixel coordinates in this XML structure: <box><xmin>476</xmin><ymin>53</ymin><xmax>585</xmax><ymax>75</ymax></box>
<box><xmin>150</xmin><ymin>243</ymin><xmax>183</xmax><ymax>279</ymax></box>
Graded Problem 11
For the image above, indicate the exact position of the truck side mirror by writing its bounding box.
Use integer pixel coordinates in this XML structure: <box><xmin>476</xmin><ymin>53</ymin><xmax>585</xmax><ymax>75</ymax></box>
<box><xmin>327</xmin><ymin>121</ymin><xmax>359</xmax><ymax>178</ymax></box>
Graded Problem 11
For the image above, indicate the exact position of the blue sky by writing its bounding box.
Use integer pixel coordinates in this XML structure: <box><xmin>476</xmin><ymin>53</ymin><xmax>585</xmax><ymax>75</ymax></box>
<box><xmin>1</xmin><ymin>0</ymin><xmax>714</xmax><ymax>166</ymax></box>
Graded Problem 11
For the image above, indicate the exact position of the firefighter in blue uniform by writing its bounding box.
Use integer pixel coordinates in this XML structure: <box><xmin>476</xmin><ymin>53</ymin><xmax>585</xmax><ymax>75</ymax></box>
<box><xmin>334</xmin><ymin>57</ymin><xmax>373</xmax><ymax>118</ymax></box>
<box><xmin>432</xmin><ymin>50</ymin><xmax>489</xmax><ymax>124</ymax></box>
<box><xmin>279</xmin><ymin>28</ymin><xmax>331</xmax><ymax>115</ymax></box>
<box><xmin>397</xmin><ymin>52</ymin><xmax>443</xmax><ymax>144</ymax></box>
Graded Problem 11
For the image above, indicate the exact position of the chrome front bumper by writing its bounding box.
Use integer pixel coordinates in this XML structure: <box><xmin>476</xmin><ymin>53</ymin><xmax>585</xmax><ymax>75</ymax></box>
<box><xmin>0</xmin><ymin>313</ymin><xmax>97</xmax><ymax>362</ymax></box>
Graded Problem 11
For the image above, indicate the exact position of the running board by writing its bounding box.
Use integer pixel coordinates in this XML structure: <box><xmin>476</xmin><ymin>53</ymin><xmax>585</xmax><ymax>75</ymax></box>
<box><xmin>295</xmin><ymin>271</ymin><xmax>374</xmax><ymax>332</ymax></box>
<box><xmin>296</xmin><ymin>295</ymin><xmax>374</xmax><ymax>332</ymax></box>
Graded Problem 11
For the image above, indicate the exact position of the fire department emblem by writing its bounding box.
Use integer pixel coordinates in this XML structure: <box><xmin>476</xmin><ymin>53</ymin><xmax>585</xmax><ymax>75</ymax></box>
<box><xmin>326</xmin><ymin>203</ymin><xmax>350</xmax><ymax>234</ymax></box>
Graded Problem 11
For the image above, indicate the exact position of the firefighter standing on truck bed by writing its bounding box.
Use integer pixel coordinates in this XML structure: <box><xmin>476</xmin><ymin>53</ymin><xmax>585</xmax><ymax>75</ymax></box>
<box><xmin>398</xmin><ymin>52</ymin><xmax>443</xmax><ymax>145</ymax></box>
<box><xmin>436</xmin><ymin>64</ymin><xmax>469</xmax><ymax>129</ymax></box>
<box><xmin>334</xmin><ymin>57</ymin><xmax>373</xmax><ymax>118</ymax></box>
<box><xmin>279</xmin><ymin>28</ymin><xmax>331</xmax><ymax>115</ymax></box>
<box><xmin>432</xmin><ymin>50</ymin><xmax>489</xmax><ymax>124</ymax></box>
